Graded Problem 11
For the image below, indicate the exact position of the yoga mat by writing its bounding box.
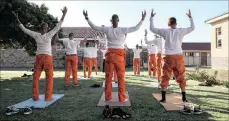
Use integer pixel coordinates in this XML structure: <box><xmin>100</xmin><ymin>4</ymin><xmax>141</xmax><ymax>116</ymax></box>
<box><xmin>131</xmin><ymin>75</ymin><xmax>144</xmax><ymax>77</ymax></box>
<box><xmin>97</xmin><ymin>92</ymin><xmax>131</xmax><ymax>107</ymax></box>
<box><xmin>102</xmin><ymin>81</ymin><xmax>118</xmax><ymax>87</ymax></box>
<box><xmin>12</xmin><ymin>94</ymin><xmax>64</xmax><ymax>109</ymax></box>
<box><xmin>78</xmin><ymin>76</ymin><xmax>91</xmax><ymax>80</ymax></box>
<box><xmin>152</xmin><ymin>93</ymin><xmax>192</xmax><ymax>111</ymax></box>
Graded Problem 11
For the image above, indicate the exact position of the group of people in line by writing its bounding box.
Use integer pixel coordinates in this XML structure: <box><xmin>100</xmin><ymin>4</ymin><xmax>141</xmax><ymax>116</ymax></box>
<box><xmin>12</xmin><ymin>6</ymin><xmax>194</xmax><ymax>104</ymax></box>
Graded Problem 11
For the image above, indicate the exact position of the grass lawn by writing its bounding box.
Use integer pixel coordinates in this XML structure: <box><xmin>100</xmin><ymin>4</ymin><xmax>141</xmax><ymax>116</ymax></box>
<box><xmin>0</xmin><ymin>69</ymin><xmax>228</xmax><ymax>121</ymax></box>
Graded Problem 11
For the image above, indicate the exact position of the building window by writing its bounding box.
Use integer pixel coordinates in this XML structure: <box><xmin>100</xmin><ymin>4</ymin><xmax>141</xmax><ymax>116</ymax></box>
<box><xmin>195</xmin><ymin>52</ymin><xmax>199</xmax><ymax>57</ymax></box>
<box><xmin>189</xmin><ymin>52</ymin><xmax>194</xmax><ymax>56</ymax></box>
<box><xmin>56</xmin><ymin>43</ymin><xmax>65</xmax><ymax>51</ymax></box>
<box><xmin>184</xmin><ymin>52</ymin><xmax>189</xmax><ymax>56</ymax></box>
<box><xmin>216</xmin><ymin>27</ymin><xmax>222</xmax><ymax>48</ymax></box>
<box><xmin>217</xmin><ymin>39</ymin><xmax>222</xmax><ymax>48</ymax></box>
<box><xmin>207</xmin><ymin>53</ymin><xmax>210</xmax><ymax>57</ymax></box>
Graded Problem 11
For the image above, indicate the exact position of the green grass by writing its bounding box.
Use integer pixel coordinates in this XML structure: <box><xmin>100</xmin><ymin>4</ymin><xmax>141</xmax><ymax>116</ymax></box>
<box><xmin>0</xmin><ymin>69</ymin><xmax>228</xmax><ymax>121</ymax></box>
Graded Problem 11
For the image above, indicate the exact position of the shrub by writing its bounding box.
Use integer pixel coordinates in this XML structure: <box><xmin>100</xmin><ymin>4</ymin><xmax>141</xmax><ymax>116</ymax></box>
<box><xmin>187</xmin><ymin>68</ymin><xmax>222</xmax><ymax>86</ymax></box>
<box><xmin>223</xmin><ymin>81</ymin><xmax>229</xmax><ymax>88</ymax></box>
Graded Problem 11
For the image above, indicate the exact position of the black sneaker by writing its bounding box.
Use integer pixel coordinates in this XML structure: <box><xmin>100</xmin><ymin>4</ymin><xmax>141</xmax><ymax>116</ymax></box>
<box><xmin>102</xmin><ymin>105</ymin><xmax>111</xmax><ymax>118</ymax></box>
<box><xmin>6</xmin><ymin>106</ymin><xmax>19</xmax><ymax>116</ymax></box>
<box><xmin>193</xmin><ymin>105</ymin><xmax>203</xmax><ymax>115</ymax></box>
<box><xmin>181</xmin><ymin>105</ymin><xmax>192</xmax><ymax>115</ymax></box>
<box><xmin>24</xmin><ymin>106</ymin><xmax>32</xmax><ymax>115</ymax></box>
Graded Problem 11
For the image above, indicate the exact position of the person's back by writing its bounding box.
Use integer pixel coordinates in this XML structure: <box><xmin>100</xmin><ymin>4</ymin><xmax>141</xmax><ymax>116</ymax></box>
<box><xmin>149</xmin><ymin>9</ymin><xmax>194</xmax><ymax>104</ymax></box>
<box><xmin>160</xmin><ymin>28</ymin><xmax>192</xmax><ymax>55</ymax></box>
<box><xmin>62</xmin><ymin>39</ymin><xmax>79</xmax><ymax>55</ymax></box>
<box><xmin>12</xmin><ymin>6</ymin><xmax>67</xmax><ymax>101</ymax></box>
<box><xmin>83</xmin><ymin>10</ymin><xmax>146</xmax><ymax>102</ymax></box>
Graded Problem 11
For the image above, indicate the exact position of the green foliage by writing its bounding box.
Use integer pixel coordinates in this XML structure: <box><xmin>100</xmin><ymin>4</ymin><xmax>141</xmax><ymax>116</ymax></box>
<box><xmin>223</xmin><ymin>81</ymin><xmax>229</xmax><ymax>88</ymax></box>
<box><xmin>0</xmin><ymin>0</ymin><xmax>58</xmax><ymax>56</ymax></box>
<box><xmin>187</xmin><ymin>66</ymin><xmax>223</xmax><ymax>86</ymax></box>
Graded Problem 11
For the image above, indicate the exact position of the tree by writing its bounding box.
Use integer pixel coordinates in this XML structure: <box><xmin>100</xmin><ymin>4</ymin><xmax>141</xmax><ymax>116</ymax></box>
<box><xmin>0</xmin><ymin>0</ymin><xmax>58</xmax><ymax>56</ymax></box>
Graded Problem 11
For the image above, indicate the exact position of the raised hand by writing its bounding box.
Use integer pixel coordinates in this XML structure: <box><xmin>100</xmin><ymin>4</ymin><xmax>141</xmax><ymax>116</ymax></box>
<box><xmin>12</xmin><ymin>11</ymin><xmax>18</xmax><ymax>18</ymax></box>
<box><xmin>12</xmin><ymin>11</ymin><xmax>21</xmax><ymax>24</ymax></box>
<box><xmin>83</xmin><ymin>10</ymin><xmax>88</xmax><ymax>17</ymax></box>
<box><xmin>142</xmin><ymin>10</ymin><xmax>146</xmax><ymax>20</ymax></box>
<box><xmin>151</xmin><ymin>9</ymin><xmax>156</xmax><ymax>17</ymax></box>
<box><xmin>83</xmin><ymin>10</ymin><xmax>89</xmax><ymax>20</ymax></box>
<box><xmin>186</xmin><ymin>9</ymin><xmax>192</xmax><ymax>18</ymax></box>
<box><xmin>61</xmin><ymin>6</ymin><xmax>68</xmax><ymax>15</ymax></box>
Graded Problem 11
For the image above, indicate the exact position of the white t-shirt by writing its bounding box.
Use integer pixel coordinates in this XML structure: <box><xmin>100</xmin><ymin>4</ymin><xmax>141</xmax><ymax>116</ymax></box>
<box><xmin>80</xmin><ymin>48</ymin><xmax>92</xmax><ymax>58</ymax></box>
<box><xmin>144</xmin><ymin>37</ymin><xmax>164</xmax><ymax>54</ymax></box>
<box><xmin>62</xmin><ymin>39</ymin><xmax>80</xmax><ymax>55</ymax></box>
<box><xmin>87</xmin><ymin>20</ymin><xmax>143</xmax><ymax>49</ymax></box>
<box><xmin>146</xmin><ymin>45</ymin><xmax>157</xmax><ymax>54</ymax></box>
<box><xmin>90</xmin><ymin>47</ymin><xmax>98</xmax><ymax>58</ymax></box>
<box><xmin>19</xmin><ymin>21</ymin><xmax>63</xmax><ymax>56</ymax></box>
<box><xmin>133</xmin><ymin>49</ymin><xmax>142</xmax><ymax>58</ymax></box>
<box><xmin>150</xmin><ymin>17</ymin><xmax>195</xmax><ymax>55</ymax></box>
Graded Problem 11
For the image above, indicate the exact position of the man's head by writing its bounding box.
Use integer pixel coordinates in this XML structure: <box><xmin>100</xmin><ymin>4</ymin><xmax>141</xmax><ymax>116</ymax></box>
<box><xmin>85</xmin><ymin>42</ymin><xmax>89</xmax><ymax>47</ymax></box>
<box><xmin>40</xmin><ymin>22</ymin><xmax>49</xmax><ymax>34</ymax></box>
<box><xmin>168</xmin><ymin>17</ymin><xmax>177</xmax><ymax>29</ymax></box>
<box><xmin>110</xmin><ymin>14</ymin><xmax>119</xmax><ymax>28</ymax></box>
<box><xmin>154</xmin><ymin>34</ymin><xmax>160</xmax><ymax>39</ymax></box>
<box><xmin>136</xmin><ymin>44</ymin><xmax>139</xmax><ymax>49</ymax></box>
<box><xmin>68</xmin><ymin>33</ymin><xmax>74</xmax><ymax>40</ymax></box>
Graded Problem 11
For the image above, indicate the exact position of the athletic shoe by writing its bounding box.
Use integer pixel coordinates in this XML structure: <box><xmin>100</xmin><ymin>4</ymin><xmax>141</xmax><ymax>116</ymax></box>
<box><xmin>120</xmin><ymin>99</ymin><xmax>128</xmax><ymax>103</ymax></box>
<box><xmin>193</xmin><ymin>105</ymin><xmax>203</xmax><ymax>115</ymax></box>
<box><xmin>181</xmin><ymin>105</ymin><xmax>192</xmax><ymax>115</ymax></box>
<box><xmin>23</xmin><ymin>106</ymin><xmax>32</xmax><ymax>115</ymax></box>
<box><xmin>159</xmin><ymin>99</ymin><xmax>166</xmax><ymax>103</ymax></box>
<box><xmin>6</xmin><ymin>106</ymin><xmax>19</xmax><ymax>116</ymax></box>
<box><xmin>73</xmin><ymin>84</ymin><xmax>79</xmax><ymax>87</ymax></box>
<box><xmin>102</xmin><ymin>105</ymin><xmax>111</xmax><ymax>118</ymax></box>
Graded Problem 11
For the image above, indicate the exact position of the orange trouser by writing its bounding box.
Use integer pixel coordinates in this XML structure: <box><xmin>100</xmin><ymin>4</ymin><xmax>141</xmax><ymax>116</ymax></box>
<box><xmin>91</xmin><ymin>58</ymin><xmax>98</xmax><ymax>73</ymax></box>
<box><xmin>83</xmin><ymin>57</ymin><xmax>92</xmax><ymax>78</ymax></box>
<box><xmin>105</xmin><ymin>48</ymin><xmax>126</xmax><ymax>102</ymax></box>
<box><xmin>113</xmin><ymin>69</ymin><xmax>118</xmax><ymax>83</ymax></box>
<box><xmin>133</xmin><ymin>58</ymin><xmax>140</xmax><ymax>75</ymax></box>
<box><xmin>157</xmin><ymin>54</ymin><xmax>162</xmax><ymax>81</ymax></box>
<box><xmin>64</xmin><ymin>55</ymin><xmax>78</xmax><ymax>86</ymax></box>
<box><xmin>160</xmin><ymin>55</ymin><xmax>186</xmax><ymax>89</ymax></box>
<box><xmin>148</xmin><ymin>54</ymin><xmax>157</xmax><ymax>76</ymax></box>
<box><xmin>33</xmin><ymin>54</ymin><xmax>53</xmax><ymax>101</ymax></box>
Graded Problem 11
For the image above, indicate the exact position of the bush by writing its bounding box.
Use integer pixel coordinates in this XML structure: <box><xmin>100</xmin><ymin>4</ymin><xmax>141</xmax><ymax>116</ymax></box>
<box><xmin>187</xmin><ymin>67</ymin><xmax>222</xmax><ymax>86</ymax></box>
<box><xmin>223</xmin><ymin>81</ymin><xmax>229</xmax><ymax>88</ymax></box>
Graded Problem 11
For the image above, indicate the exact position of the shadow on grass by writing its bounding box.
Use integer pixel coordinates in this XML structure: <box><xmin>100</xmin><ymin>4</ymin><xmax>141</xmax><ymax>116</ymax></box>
<box><xmin>0</xmin><ymin>75</ymin><xmax>215</xmax><ymax>121</ymax></box>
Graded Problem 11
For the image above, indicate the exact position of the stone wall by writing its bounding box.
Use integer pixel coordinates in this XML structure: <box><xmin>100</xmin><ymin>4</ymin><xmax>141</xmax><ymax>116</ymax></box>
<box><xmin>0</xmin><ymin>48</ymin><xmax>148</xmax><ymax>69</ymax></box>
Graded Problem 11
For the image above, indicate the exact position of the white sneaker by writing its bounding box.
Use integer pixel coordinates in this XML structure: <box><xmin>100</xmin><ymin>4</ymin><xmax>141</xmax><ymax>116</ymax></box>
<box><xmin>6</xmin><ymin>106</ymin><xmax>19</xmax><ymax>116</ymax></box>
<box><xmin>23</xmin><ymin>106</ymin><xmax>32</xmax><ymax>115</ymax></box>
<box><xmin>120</xmin><ymin>99</ymin><xmax>128</xmax><ymax>103</ymax></box>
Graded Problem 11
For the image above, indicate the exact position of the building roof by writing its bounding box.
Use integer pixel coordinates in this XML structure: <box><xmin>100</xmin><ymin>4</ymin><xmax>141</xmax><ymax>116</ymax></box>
<box><xmin>182</xmin><ymin>42</ymin><xmax>211</xmax><ymax>51</ymax></box>
<box><xmin>61</xmin><ymin>27</ymin><xmax>105</xmax><ymax>38</ymax></box>
<box><xmin>205</xmin><ymin>12</ymin><xmax>229</xmax><ymax>24</ymax></box>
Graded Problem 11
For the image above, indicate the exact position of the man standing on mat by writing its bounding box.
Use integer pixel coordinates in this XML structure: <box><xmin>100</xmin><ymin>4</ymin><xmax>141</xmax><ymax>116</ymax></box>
<box><xmin>125</xmin><ymin>44</ymin><xmax>142</xmax><ymax>76</ymax></box>
<box><xmin>90</xmin><ymin>39</ymin><xmax>100</xmax><ymax>75</ymax></box>
<box><xmin>79</xmin><ymin>41</ymin><xmax>93</xmax><ymax>78</ymax></box>
<box><xmin>141</xmin><ymin>33</ymin><xmax>158</xmax><ymax>78</ymax></box>
<box><xmin>83</xmin><ymin>10</ymin><xmax>146</xmax><ymax>102</ymax></box>
<box><xmin>12</xmin><ymin>7</ymin><xmax>67</xmax><ymax>101</ymax></box>
<box><xmin>150</xmin><ymin>9</ymin><xmax>194</xmax><ymax>103</ymax></box>
<box><xmin>55</xmin><ymin>33</ymin><xmax>87</xmax><ymax>87</ymax></box>
<box><xmin>144</xmin><ymin>30</ymin><xmax>165</xmax><ymax>87</ymax></box>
